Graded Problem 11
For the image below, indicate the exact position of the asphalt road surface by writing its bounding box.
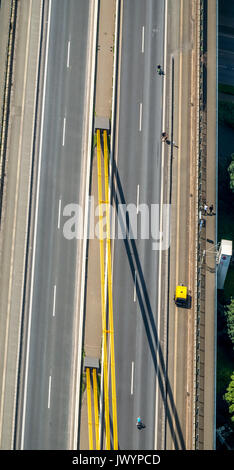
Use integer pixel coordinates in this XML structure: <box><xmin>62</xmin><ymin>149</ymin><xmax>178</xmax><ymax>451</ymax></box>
<box><xmin>20</xmin><ymin>0</ymin><xmax>89</xmax><ymax>449</ymax></box>
<box><xmin>113</xmin><ymin>0</ymin><xmax>165</xmax><ymax>450</ymax></box>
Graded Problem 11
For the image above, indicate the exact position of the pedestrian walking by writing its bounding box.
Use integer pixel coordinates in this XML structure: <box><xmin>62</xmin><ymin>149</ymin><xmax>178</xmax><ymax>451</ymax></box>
<box><xmin>136</xmin><ymin>417</ymin><xmax>145</xmax><ymax>430</ymax></box>
<box><xmin>199</xmin><ymin>218</ymin><xmax>205</xmax><ymax>229</ymax></box>
<box><xmin>209</xmin><ymin>204</ymin><xmax>214</xmax><ymax>215</ymax></box>
<box><xmin>161</xmin><ymin>132</ymin><xmax>168</xmax><ymax>142</ymax></box>
<box><xmin>156</xmin><ymin>64</ymin><xmax>164</xmax><ymax>75</ymax></box>
<box><xmin>203</xmin><ymin>203</ymin><xmax>208</xmax><ymax>215</ymax></box>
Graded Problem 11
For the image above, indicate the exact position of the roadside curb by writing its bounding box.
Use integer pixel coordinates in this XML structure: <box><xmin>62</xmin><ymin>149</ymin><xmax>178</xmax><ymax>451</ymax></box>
<box><xmin>72</xmin><ymin>0</ymin><xmax>99</xmax><ymax>450</ymax></box>
<box><xmin>0</xmin><ymin>0</ymin><xmax>17</xmax><ymax>223</ymax></box>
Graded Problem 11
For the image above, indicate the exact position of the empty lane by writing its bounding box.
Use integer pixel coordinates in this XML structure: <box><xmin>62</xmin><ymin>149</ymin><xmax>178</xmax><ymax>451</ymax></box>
<box><xmin>113</xmin><ymin>0</ymin><xmax>165</xmax><ymax>450</ymax></box>
<box><xmin>21</xmin><ymin>0</ymin><xmax>90</xmax><ymax>449</ymax></box>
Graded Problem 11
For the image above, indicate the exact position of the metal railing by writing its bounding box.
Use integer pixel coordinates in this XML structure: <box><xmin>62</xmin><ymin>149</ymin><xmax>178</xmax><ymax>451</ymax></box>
<box><xmin>195</xmin><ymin>0</ymin><xmax>208</xmax><ymax>450</ymax></box>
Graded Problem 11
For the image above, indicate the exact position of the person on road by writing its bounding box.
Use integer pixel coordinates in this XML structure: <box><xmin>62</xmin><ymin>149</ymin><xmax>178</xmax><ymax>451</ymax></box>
<box><xmin>199</xmin><ymin>218</ymin><xmax>205</xmax><ymax>229</ymax></box>
<box><xmin>136</xmin><ymin>417</ymin><xmax>145</xmax><ymax>429</ymax></box>
<box><xmin>161</xmin><ymin>132</ymin><xmax>168</xmax><ymax>142</ymax></box>
<box><xmin>209</xmin><ymin>204</ymin><xmax>214</xmax><ymax>215</ymax></box>
<box><xmin>157</xmin><ymin>64</ymin><xmax>162</xmax><ymax>74</ymax></box>
<box><xmin>136</xmin><ymin>417</ymin><xmax>142</xmax><ymax>429</ymax></box>
<box><xmin>203</xmin><ymin>203</ymin><xmax>208</xmax><ymax>215</ymax></box>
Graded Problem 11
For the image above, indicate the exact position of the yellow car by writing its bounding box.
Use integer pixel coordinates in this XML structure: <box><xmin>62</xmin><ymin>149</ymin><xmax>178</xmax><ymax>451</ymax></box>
<box><xmin>174</xmin><ymin>285</ymin><xmax>188</xmax><ymax>308</ymax></box>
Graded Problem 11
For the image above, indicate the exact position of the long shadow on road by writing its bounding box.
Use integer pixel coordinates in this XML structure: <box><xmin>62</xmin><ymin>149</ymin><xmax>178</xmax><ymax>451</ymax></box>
<box><xmin>111</xmin><ymin>156</ymin><xmax>186</xmax><ymax>450</ymax></box>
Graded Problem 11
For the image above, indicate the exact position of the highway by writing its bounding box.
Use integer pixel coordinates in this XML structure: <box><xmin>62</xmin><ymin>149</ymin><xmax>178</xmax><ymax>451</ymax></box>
<box><xmin>18</xmin><ymin>0</ymin><xmax>90</xmax><ymax>449</ymax></box>
<box><xmin>112</xmin><ymin>0</ymin><xmax>165</xmax><ymax>450</ymax></box>
<box><xmin>0</xmin><ymin>0</ymin><xmax>213</xmax><ymax>451</ymax></box>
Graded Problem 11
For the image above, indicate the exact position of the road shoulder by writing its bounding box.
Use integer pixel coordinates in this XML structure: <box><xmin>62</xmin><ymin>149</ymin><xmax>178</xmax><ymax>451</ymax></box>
<box><xmin>0</xmin><ymin>0</ymin><xmax>43</xmax><ymax>449</ymax></box>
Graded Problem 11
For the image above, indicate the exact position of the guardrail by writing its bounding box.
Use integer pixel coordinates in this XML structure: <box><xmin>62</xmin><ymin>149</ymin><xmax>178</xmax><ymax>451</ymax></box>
<box><xmin>195</xmin><ymin>0</ymin><xmax>207</xmax><ymax>450</ymax></box>
<box><xmin>0</xmin><ymin>0</ymin><xmax>17</xmax><ymax>225</ymax></box>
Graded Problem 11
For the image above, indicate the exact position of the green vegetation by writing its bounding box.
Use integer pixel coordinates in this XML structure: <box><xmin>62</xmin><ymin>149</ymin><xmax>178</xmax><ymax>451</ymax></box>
<box><xmin>219</xmin><ymin>83</ymin><xmax>234</xmax><ymax>96</ymax></box>
<box><xmin>224</xmin><ymin>373</ymin><xmax>234</xmax><ymax>423</ymax></box>
<box><xmin>217</xmin><ymin>119</ymin><xmax>234</xmax><ymax>435</ymax></box>
<box><xmin>225</xmin><ymin>298</ymin><xmax>234</xmax><ymax>348</ymax></box>
<box><xmin>228</xmin><ymin>154</ymin><xmax>234</xmax><ymax>192</ymax></box>
<box><xmin>217</xmin><ymin>345</ymin><xmax>233</xmax><ymax>396</ymax></box>
<box><xmin>216</xmin><ymin>304</ymin><xmax>234</xmax><ymax>428</ymax></box>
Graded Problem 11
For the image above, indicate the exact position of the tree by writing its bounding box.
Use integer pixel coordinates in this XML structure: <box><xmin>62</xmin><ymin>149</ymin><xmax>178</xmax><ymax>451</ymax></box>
<box><xmin>228</xmin><ymin>154</ymin><xmax>234</xmax><ymax>192</ymax></box>
<box><xmin>224</xmin><ymin>373</ymin><xmax>234</xmax><ymax>423</ymax></box>
<box><xmin>225</xmin><ymin>297</ymin><xmax>234</xmax><ymax>348</ymax></box>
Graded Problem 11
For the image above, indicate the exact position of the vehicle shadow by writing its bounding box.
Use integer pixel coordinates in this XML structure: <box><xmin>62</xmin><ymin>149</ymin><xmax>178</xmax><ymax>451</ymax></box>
<box><xmin>111</xmin><ymin>156</ymin><xmax>186</xmax><ymax>450</ymax></box>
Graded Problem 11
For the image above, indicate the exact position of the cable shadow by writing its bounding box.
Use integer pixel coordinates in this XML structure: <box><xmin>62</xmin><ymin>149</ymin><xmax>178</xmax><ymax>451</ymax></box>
<box><xmin>111</xmin><ymin>157</ymin><xmax>186</xmax><ymax>450</ymax></box>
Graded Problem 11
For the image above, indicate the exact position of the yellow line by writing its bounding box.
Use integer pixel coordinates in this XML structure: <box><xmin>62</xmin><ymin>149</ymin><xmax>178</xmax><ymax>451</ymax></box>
<box><xmin>96</xmin><ymin>129</ymin><xmax>111</xmax><ymax>450</ymax></box>
<box><xmin>86</xmin><ymin>368</ymin><xmax>93</xmax><ymax>450</ymax></box>
<box><xmin>103</xmin><ymin>130</ymin><xmax>118</xmax><ymax>450</ymax></box>
<box><xmin>93</xmin><ymin>368</ymin><xmax>100</xmax><ymax>450</ymax></box>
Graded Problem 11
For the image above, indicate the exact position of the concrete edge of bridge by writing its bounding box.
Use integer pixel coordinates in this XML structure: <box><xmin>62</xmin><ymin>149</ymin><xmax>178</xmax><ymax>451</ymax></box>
<box><xmin>78</xmin><ymin>0</ymin><xmax>118</xmax><ymax>451</ymax></box>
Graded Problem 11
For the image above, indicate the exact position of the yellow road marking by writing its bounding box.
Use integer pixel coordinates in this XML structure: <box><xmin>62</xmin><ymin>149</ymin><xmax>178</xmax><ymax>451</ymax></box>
<box><xmin>93</xmin><ymin>368</ymin><xmax>100</xmax><ymax>450</ymax></box>
<box><xmin>86</xmin><ymin>368</ymin><xmax>93</xmax><ymax>450</ymax></box>
<box><xmin>103</xmin><ymin>130</ymin><xmax>118</xmax><ymax>450</ymax></box>
<box><xmin>97</xmin><ymin>129</ymin><xmax>111</xmax><ymax>449</ymax></box>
